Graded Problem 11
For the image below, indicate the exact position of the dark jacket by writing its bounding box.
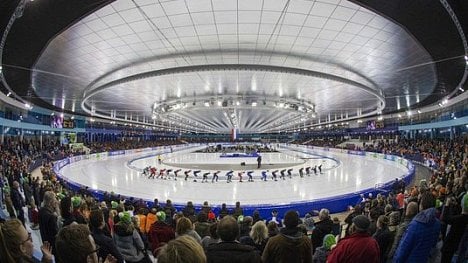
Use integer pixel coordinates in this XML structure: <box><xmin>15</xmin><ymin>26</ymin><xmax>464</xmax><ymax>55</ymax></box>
<box><xmin>38</xmin><ymin>206</ymin><xmax>58</xmax><ymax>252</ymax></box>
<box><xmin>206</xmin><ymin>241</ymin><xmax>262</xmax><ymax>263</ymax></box>
<box><xmin>91</xmin><ymin>228</ymin><xmax>124</xmax><ymax>263</ymax></box>
<box><xmin>239</xmin><ymin>236</ymin><xmax>268</xmax><ymax>255</ymax></box>
<box><xmin>441</xmin><ymin>206</ymin><xmax>468</xmax><ymax>261</ymax></box>
<box><xmin>194</xmin><ymin>221</ymin><xmax>211</xmax><ymax>237</ymax></box>
<box><xmin>372</xmin><ymin>227</ymin><xmax>393</xmax><ymax>262</ymax></box>
<box><xmin>311</xmin><ymin>218</ymin><xmax>333</xmax><ymax>252</ymax></box>
<box><xmin>387</xmin><ymin>215</ymin><xmax>414</xmax><ymax>260</ymax></box>
<box><xmin>394</xmin><ymin>208</ymin><xmax>441</xmax><ymax>263</ymax></box>
<box><xmin>11</xmin><ymin>187</ymin><xmax>24</xmax><ymax>210</ymax></box>
<box><xmin>262</xmin><ymin>227</ymin><xmax>313</xmax><ymax>263</ymax></box>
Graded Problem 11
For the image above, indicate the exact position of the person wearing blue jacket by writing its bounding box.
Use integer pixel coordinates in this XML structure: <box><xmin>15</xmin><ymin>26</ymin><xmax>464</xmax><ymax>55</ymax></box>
<box><xmin>394</xmin><ymin>192</ymin><xmax>441</xmax><ymax>263</ymax></box>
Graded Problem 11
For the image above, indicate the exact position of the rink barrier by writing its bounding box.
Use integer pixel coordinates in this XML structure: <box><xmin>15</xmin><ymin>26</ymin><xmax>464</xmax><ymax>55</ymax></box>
<box><xmin>53</xmin><ymin>143</ymin><xmax>415</xmax><ymax>218</ymax></box>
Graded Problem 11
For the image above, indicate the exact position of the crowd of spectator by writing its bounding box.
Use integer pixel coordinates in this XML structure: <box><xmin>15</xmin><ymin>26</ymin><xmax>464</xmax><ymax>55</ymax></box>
<box><xmin>0</xmin><ymin>136</ymin><xmax>466</xmax><ymax>263</ymax></box>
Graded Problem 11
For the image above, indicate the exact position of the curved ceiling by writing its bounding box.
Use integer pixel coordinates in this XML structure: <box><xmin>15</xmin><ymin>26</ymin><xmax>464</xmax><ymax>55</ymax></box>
<box><xmin>1</xmin><ymin>0</ymin><xmax>467</xmax><ymax>133</ymax></box>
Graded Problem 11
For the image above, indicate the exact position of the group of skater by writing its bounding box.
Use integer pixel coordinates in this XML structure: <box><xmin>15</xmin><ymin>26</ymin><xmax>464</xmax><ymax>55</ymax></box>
<box><xmin>141</xmin><ymin>163</ymin><xmax>323</xmax><ymax>183</ymax></box>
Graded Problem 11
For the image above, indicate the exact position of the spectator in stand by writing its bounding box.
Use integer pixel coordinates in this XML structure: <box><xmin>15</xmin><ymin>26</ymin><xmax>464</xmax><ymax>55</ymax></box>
<box><xmin>0</xmin><ymin>218</ymin><xmax>53</xmax><ymax>263</ymax></box>
<box><xmin>176</xmin><ymin>216</ymin><xmax>202</xmax><ymax>243</ymax></box>
<box><xmin>373</xmin><ymin>215</ymin><xmax>393</xmax><ymax>262</ymax></box>
<box><xmin>71</xmin><ymin>196</ymin><xmax>87</xmax><ymax>224</ymax></box>
<box><xmin>219</xmin><ymin>203</ymin><xmax>230</xmax><ymax>219</ymax></box>
<box><xmin>182</xmin><ymin>201</ymin><xmax>196</xmax><ymax>219</ymax></box>
<box><xmin>387</xmin><ymin>201</ymin><xmax>418</xmax><ymax>260</ymax></box>
<box><xmin>312</xmin><ymin>234</ymin><xmax>336</xmax><ymax>263</ymax></box>
<box><xmin>440</xmin><ymin>193</ymin><xmax>468</xmax><ymax>263</ymax></box>
<box><xmin>60</xmin><ymin>196</ymin><xmax>76</xmax><ymax>227</ymax></box>
<box><xmin>394</xmin><ymin>192</ymin><xmax>441</xmax><ymax>263</ymax></box>
<box><xmin>10</xmin><ymin>181</ymin><xmax>25</xmax><ymax>225</ymax></box>
<box><xmin>240</xmin><ymin>220</ymin><xmax>269</xmax><ymax>255</ymax></box>
<box><xmin>232</xmin><ymin>201</ymin><xmax>243</xmax><ymax>219</ymax></box>
<box><xmin>262</xmin><ymin>210</ymin><xmax>312</xmax><ymax>263</ymax></box>
<box><xmin>39</xmin><ymin>191</ymin><xmax>59</xmax><ymax>254</ymax></box>
<box><xmin>55</xmin><ymin>223</ymin><xmax>117</xmax><ymax>263</ymax></box>
<box><xmin>145</xmin><ymin>208</ymin><xmax>157</xmax><ymax>234</ymax></box>
<box><xmin>266</xmin><ymin>209</ymin><xmax>282</xmax><ymax>227</ymax></box>
<box><xmin>157</xmin><ymin>235</ymin><xmax>207</xmax><ymax>263</ymax></box>
<box><xmin>163</xmin><ymin>200</ymin><xmax>176</xmax><ymax>226</ymax></box>
<box><xmin>113</xmin><ymin>211</ymin><xmax>145</xmax><ymax>263</ymax></box>
<box><xmin>312</xmin><ymin>208</ymin><xmax>333</xmax><ymax>253</ymax></box>
<box><xmin>327</xmin><ymin>215</ymin><xmax>380</xmax><ymax>263</ymax></box>
<box><xmin>205</xmin><ymin>215</ymin><xmax>261</xmax><ymax>263</ymax></box>
<box><xmin>194</xmin><ymin>212</ymin><xmax>212</xmax><ymax>238</ymax></box>
<box><xmin>89</xmin><ymin>209</ymin><xmax>124</xmax><ymax>263</ymax></box>
<box><xmin>267</xmin><ymin>221</ymin><xmax>279</xmax><ymax>238</ymax></box>
<box><xmin>148</xmin><ymin>211</ymin><xmax>175</xmax><ymax>256</ymax></box>
<box><xmin>201</xmin><ymin>222</ymin><xmax>220</xmax><ymax>249</ymax></box>
<box><xmin>134</xmin><ymin>208</ymin><xmax>147</xmax><ymax>235</ymax></box>
<box><xmin>238</xmin><ymin>215</ymin><xmax>253</xmax><ymax>238</ymax></box>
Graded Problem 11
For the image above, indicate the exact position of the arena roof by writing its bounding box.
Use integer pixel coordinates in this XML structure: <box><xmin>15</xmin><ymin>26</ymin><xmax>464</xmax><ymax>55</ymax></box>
<box><xmin>0</xmin><ymin>0</ymin><xmax>467</xmax><ymax>133</ymax></box>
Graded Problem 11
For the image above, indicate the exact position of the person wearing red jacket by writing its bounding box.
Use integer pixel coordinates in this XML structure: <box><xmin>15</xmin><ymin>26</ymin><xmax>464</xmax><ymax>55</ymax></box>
<box><xmin>327</xmin><ymin>215</ymin><xmax>380</xmax><ymax>263</ymax></box>
<box><xmin>148</xmin><ymin>211</ymin><xmax>175</xmax><ymax>256</ymax></box>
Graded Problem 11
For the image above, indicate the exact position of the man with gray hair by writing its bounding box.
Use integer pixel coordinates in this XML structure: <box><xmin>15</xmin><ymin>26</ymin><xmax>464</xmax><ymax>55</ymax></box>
<box><xmin>311</xmin><ymin>208</ymin><xmax>333</xmax><ymax>253</ymax></box>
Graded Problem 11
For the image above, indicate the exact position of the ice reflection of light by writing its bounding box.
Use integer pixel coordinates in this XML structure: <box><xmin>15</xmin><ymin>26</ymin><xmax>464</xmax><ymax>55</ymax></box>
<box><xmin>232</xmin><ymin>185</ymin><xmax>237</xmax><ymax>200</ymax></box>
<box><xmin>355</xmin><ymin>176</ymin><xmax>361</xmax><ymax>186</ymax></box>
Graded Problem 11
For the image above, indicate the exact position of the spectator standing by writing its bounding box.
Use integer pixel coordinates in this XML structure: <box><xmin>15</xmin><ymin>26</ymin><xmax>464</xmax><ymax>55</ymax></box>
<box><xmin>205</xmin><ymin>216</ymin><xmax>261</xmax><ymax>263</ymax></box>
<box><xmin>372</xmin><ymin>215</ymin><xmax>393</xmax><ymax>262</ymax></box>
<box><xmin>312</xmin><ymin>234</ymin><xmax>336</xmax><ymax>263</ymax></box>
<box><xmin>10</xmin><ymin>181</ymin><xmax>25</xmax><ymax>225</ymax></box>
<box><xmin>157</xmin><ymin>235</ymin><xmax>206</xmax><ymax>263</ymax></box>
<box><xmin>89</xmin><ymin>209</ymin><xmax>124</xmax><ymax>263</ymax></box>
<box><xmin>39</xmin><ymin>191</ymin><xmax>59</xmax><ymax>254</ymax></box>
<box><xmin>327</xmin><ymin>215</ymin><xmax>380</xmax><ymax>263</ymax></box>
<box><xmin>394</xmin><ymin>192</ymin><xmax>441</xmax><ymax>263</ymax></box>
<box><xmin>311</xmin><ymin>208</ymin><xmax>333</xmax><ymax>253</ymax></box>
<box><xmin>262</xmin><ymin>210</ymin><xmax>313</xmax><ymax>263</ymax></box>
<box><xmin>148</xmin><ymin>211</ymin><xmax>175</xmax><ymax>256</ymax></box>
<box><xmin>440</xmin><ymin>193</ymin><xmax>468</xmax><ymax>263</ymax></box>
<box><xmin>387</xmin><ymin>202</ymin><xmax>418</xmax><ymax>260</ymax></box>
<box><xmin>240</xmin><ymin>220</ymin><xmax>269</xmax><ymax>255</ymax></box>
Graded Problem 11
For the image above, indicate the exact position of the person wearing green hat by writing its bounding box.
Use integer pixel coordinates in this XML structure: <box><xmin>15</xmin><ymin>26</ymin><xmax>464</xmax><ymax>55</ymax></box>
<box><xmin>148</xmin><ymin>211</ymin><xmax>175</xmax><ymax>256</ymax></box>
<box><xmin>113</xmin><ymin>211</ymin><xmax>146</xmax><ymax>263</ymax></box>
<box><xmin>312</xmin><ymin>234</ymin><xmax>336</xmax><ymax>263</ymax></box>
<box><xmin>71</xmin><ymin>196</ymin><xmax>86</xmax><ymax>224</ymax></box>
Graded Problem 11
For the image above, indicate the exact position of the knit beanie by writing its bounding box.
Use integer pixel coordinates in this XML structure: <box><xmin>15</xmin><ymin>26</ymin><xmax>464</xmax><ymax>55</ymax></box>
<box><xmin>352</xmin><ymin>215</ymin><xmax>370</xmax><ymax>231</ymax></box>
<box><xmin>111</xmin><ymin>201</ymin><xmax>119</xmax><ymax>209</ymax></box>
<box><xmin>119</xmin><ymin>211</ymin><xmax>132</xmax><ymax>224</ymax></box>
<box><xmin>323</xmin><ymin>234</ymin><xmax>336</xmax><ymax>250</ymax></box>
<box><xmin>462</xmin><ymin>193</ymin><xmax>468</xmax><ymax>213</ymax></box>
<box><xmin>71</xmin><ymin>196</ymin><xmax>82</xmax><ymax>208</ymax></box>
<box><xmin>156</xmin><ymin>211</ymin><xmax>166</xmax><ymax>221</ymax></box>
